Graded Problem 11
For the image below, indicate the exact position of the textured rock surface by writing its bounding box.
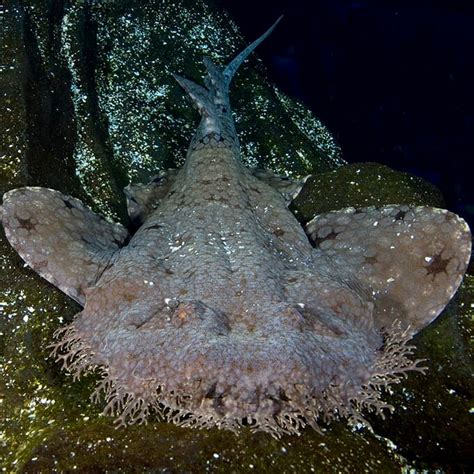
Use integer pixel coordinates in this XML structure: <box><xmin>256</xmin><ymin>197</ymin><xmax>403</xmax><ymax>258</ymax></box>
<box><xmin>292</xmin><ymin>161</ymin><xmax>446</xmax><ymax>223</ymax></box>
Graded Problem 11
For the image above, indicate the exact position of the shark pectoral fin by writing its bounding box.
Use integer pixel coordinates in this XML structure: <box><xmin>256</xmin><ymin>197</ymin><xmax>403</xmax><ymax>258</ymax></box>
<box><xmin>124</xmin><ymin>169</ymin><xmax>179</xmax><ymax>226</ymax></box>
<box><xmin>307</xmin><ymin>205</ymin><xmax>471</xmax><ymax>335</ymax></box>
<box><xmin>252</xmin><ymin>168</ymin><xmax>311</xmax><ymax>205</ymax></box>
<box><xmin>2</xmin><ymin>187</ymin><xmax>130</xmax><ymax>305</ymax></box>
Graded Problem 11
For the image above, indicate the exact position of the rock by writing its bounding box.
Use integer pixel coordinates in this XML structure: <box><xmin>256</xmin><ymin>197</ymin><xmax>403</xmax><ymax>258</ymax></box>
<box><xmin>292</xmin><ymin>161</ymin><xmax>445</xmax><ymax>223</ymax></box>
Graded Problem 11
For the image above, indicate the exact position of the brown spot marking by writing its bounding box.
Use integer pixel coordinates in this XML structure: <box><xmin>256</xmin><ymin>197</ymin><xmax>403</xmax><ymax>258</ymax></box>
<box><xmin>179</xmin><ymin>288</ymin><xmax>188</xmax><ymax>296</ymax></box>
<box><xmin>330</xmin><ymin>300</ymin><xmax>344</xmax><ymax>315</ymax></box>
<box><xmin>250</xmin><ymin>186</ymin><xmax>261</xmax><ymax>194</ymax></box>
<box><xmin>282</xmin><ymin>307</ymin><xmax>305</xmax><ymax>330</ymax></box>
<box><xmin>273</xmin><ymin>227</ymin><xmax>285</xmax><ymax>237</ymax></box>
<box><xmin>242</xmin><ymin>318</ymin><xmax>256</xmax><ymax>334</ymax></box>
<box><xmin>17</xmin><ymin>217</ymin><xmax>35</xmax><ymax>231</ymax></box>
<box><xmin>33</xmin><ymin>260</ymin><xmax>48</xmax><ymax>271</ymax></box>
<box><xmin>127</xmin><ymin>352</ymin><xmax>140</xmax><ymax>362</ymax></box>
<box><xmin>426</xmin><ymin>253</ymin><xmax>450</xmax><ymax>277</ymax></box>
<box><xmin>165</xmin><ymin>268</ymin><xmax>174</xmax><ymax>275</ymax></box>
<box><xmin>176</xmin><ymin>306</ymin><xmax>190</xmax><ymax>324</ymax></box>
<box><xmin>222</xmin><ymin>176</ymin><xmax>229</xmax><ymax>182</ymax></box>
<box><xmin>201</xmin><ymin>179</ymin><xmax>212</xmax><ymax>185</ymax></box>
<box><xmin>123</xmin><ymin>292</ymin><xmax>137</xmax><ymax>303</ymax></box>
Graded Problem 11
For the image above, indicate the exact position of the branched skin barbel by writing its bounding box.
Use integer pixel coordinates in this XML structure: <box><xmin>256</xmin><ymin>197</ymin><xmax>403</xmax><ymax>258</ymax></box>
<box><xmin>1</xmin><ymin>17</ymin><xmax>471</xmax><ymax>436</ymax></box>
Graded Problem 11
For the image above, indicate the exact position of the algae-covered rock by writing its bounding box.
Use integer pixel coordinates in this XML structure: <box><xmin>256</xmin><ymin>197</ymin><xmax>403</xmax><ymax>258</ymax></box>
<box><xmin>367</xmin><ymin>273</ymin><xmax>474</xmax><ymax>472</ymax></box>
<box><xmin>1</xmin><ymin>0</ymin><xmax>343</xmax><ymax>222</ymax></box>
<box><xmin>19</xmin><ymin>422</ymin><xmax>405</xmax><ymax>473</ymax></box>
<box><xmin>0</xmin><ymin>1</ymin><xmax>29</xmax><ymax>194</ymax></box>
<box><xmin>1</xmin><ymin>0</ymin><xmax>471</xmax><ymax>472</ymax></box>
<box><xmin>292</xmin><ymin>161</ymin><xmax>445</xmax><ymax>223</ymax></box>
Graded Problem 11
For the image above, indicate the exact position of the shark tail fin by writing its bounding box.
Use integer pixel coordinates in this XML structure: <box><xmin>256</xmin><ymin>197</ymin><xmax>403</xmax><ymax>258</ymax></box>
<box><xmin>222</xmin><ymin>15</ymin><xmax>283</xmax><ymax>87</ymax></box>
<box><xmin>173</xmin><ymin>16</ymin><xmax>283</xmax><ymax>150</ymax></box>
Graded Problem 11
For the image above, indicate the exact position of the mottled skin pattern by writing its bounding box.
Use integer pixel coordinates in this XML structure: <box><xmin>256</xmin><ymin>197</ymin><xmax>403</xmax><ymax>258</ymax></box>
<box><xmin>1</xmin><ymin>18</ymin><xmax>472</xmax><ymax>436</ymax></box>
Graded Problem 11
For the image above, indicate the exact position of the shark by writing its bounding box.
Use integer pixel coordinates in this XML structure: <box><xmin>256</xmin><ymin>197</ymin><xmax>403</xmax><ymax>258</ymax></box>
<box><xmin>1</xmin><ymin>17</ymin><xmax>471</xmax><ymax>436</ymax></box>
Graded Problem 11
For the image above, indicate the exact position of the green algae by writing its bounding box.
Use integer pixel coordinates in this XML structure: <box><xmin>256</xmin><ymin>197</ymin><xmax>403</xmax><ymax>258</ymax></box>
<box><xmin>0</xmin><ymin>0</ymin><xmax>472</xmax><ymax>472</ymax></box>
<box><xmin>60</xmin><ymin>0</ymin><xmax>343</xmax><ymax>219</ymax></box>
<box><xmin>0</xmin><ymin>233</ymin><xmax>102</xmax><ymax>470</ymax></box>
<box><xmin>292</xmin><ymin>161</ymin><xmax>445</xmax><ymax>223</ymax></box>
<box><xmin>0</xmin><ymin>2</ymin><xmax>28</xmax><ymax>193</ymax></box>
<box><xmin>18</xmin><ymin>422</ymin><xmax>404</xmax><ymax>473</ymax></box>
<box><xmin>366</xmin><ymin>274</ymin><xmax>474</xmax><ymax>472</ymax></box>
<box><xmin>1</xmin><ymin>0</ymin><xmax>343</xmax><ymax>221</ymax></box>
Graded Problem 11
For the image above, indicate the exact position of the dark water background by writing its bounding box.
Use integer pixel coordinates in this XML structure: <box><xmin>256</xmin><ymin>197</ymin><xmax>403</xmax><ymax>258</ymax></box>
<box><xmin>220</xmin><ymin>0</ymin><xmax>474</xmax><ymax>228</ymax></box>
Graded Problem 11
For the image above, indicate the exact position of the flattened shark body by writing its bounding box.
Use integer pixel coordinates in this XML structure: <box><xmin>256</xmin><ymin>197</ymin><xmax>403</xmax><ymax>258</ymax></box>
<box><xmin>1</xmin><ymin>18</ymin><xmax>471</xmax><ymax>436</ymax></box>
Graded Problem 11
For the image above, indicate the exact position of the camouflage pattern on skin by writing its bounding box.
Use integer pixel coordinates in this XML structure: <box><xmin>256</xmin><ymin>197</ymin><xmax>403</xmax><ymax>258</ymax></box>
<box><xmin>1</xmin><ymin>18</ymin><xmax>471</xmax><ymax>437</ymax></box>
